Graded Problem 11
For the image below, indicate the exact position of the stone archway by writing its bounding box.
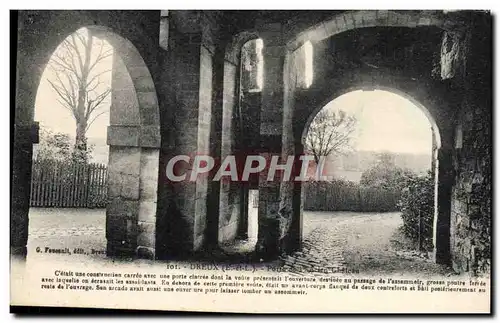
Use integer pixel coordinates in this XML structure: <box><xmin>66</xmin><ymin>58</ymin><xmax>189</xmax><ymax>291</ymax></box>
<box><xmin>92</xmin><ymin>27</ymin><xmax>161</xmax><ymax>260</ymax></box>
<box><xmin>12</xmin><ymin>16</ymin><xmax>161</xmax><ymax>260</ymax></box>
<box><xmin>278</xmin><ymin>11</ymin><xmax>460</xmax><ymax>263</ymax></box>
<box><xmin>286</xmin><ymin>67</ymin><xmax>456</xmax><ymax>265</ymax></box>
<box><xmin>286</xmin><ymin>10</ymin><xmax>448</xmax><ymax>51</ymax></box>
<box><xmin>217</xmin><ymin>32</ymin><xmax>261</xmax><ymax>247</ymax></box>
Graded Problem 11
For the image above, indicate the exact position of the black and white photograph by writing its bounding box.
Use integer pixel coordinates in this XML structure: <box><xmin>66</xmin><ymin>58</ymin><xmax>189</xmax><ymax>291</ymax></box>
<box><xmin>9</xmin><ymin>7</ymin><xmax>492</xmax><ymax>314</ymax></box>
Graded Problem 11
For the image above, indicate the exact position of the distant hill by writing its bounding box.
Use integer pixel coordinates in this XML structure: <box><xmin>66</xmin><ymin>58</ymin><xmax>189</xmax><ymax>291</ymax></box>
<box><xmin>322</xmin><ymin>150</ymin><xmax>432</xmax><ymax>183</ymax></box>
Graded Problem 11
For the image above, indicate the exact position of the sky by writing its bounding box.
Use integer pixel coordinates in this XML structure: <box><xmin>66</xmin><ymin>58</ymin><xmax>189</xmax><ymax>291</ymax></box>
<box><xmin>318</xmin><ymin>90</ymin><xmax>434</xmax><ymax>155</ymax></box>
<box><xmin>34</xmin><ymin>28</ymin><xmax>112</xmax><ymax>139</ymax></box>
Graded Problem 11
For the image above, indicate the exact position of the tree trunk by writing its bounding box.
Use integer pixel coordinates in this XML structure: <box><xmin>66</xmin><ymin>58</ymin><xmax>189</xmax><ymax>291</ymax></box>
<box><xmin>75</xmin><ymin>120</ymin><xmax>88</xmax><ymax>152</ymax></box>
<box><xmin>74</xmin><ymin>29</ymin><xmax>93</xmax><ymax>160</ymax></box>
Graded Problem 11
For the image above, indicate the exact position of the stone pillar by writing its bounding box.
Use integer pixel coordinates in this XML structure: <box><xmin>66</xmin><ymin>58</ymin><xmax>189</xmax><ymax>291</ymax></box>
<box><xmin>106</xmin><ymin>144</ymin><xmax>159</xmax><ymax>260</ymax></box>
<box><xmin>433</xmin><ymin>147</ymin><xmax>454</xmax><ymax>265</ymax></box>
<box><xmin>12</xmin><ymin>21</ymin><xmax>43</xmax><ymax>258</ymax></box>
<box><xmin>205</xmin><ymin>46</ymin><xmax>225</xmax><ymax>249</ymax></box>
<box><xmin>237</xmin><ymin>186</ymin><xmax>249</xmax><ymax>240</ymax></box>
<box><xmin>217</xmin><ymin>58</ymin><xmax>243</xmax><ymax>244</ymax></box>
<box><xmin>156</xmin><ymin>13</ymin><xmax>215</xmax><ymax>257</ymax></box>
<box><xmin>430</xmin><ymin>127</ymin><xmax>438</xmax><ymax>179</ymax></box>
<box><xmin>288</xmin><ymin>142</ymin><xmax>305</xmax><ymax>252</ymax></box>
<box><xmin>255</xmin><ymin>24</ymin><xmax>287</xmax><ymax>259</ymax></box>
<box><xmin>11</xmin><ymin>122</ymin><xmax>39</xmax><ymax>257</ymax></box>
<box><xmin>106</xmin><ymin>54</ymin><xmax>160</xmax><ymax>260</ymax></box>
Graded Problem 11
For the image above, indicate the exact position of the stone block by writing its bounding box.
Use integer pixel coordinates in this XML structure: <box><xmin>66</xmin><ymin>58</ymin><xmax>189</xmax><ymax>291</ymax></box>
<box><xmin>194</xmin><ymin>197</ymin><xmax>207</xmax><ymax>227</ymax></box>
<box><xmin>176</xmin><ymin>126</ymin><xmax>199</xmax><ymax>149</ymax></box>
<box><xmin>386</xmin><ymin>10</ymin><xmax>401</xmax><ymax>26</ymax></box>
<box><xmin>107</xmin><ymin>126</ymin><xmax>140</xmax><ymax>147</ymax></box>
<box><xmin>137</xmin><ymin>92</ymin><xmax>160</xmax><ymax>125</ymax></box>
<box><xmin>322</xmin><ymin>18</ymin><xmax>338</xmax><ymax>38</ymax></box>
<box><xmin>136</xmin><ymin>246</ymin><xmax>155</xmax><ymax>260</ymax></box>
<box><xmin>140</xmin><ymin>175</ymin><xmax>159</xmax><ymax>202</ymax></box>
<box><xmin>106</xmin><ymin>215</ymin><xmax>126</xmax><ymax>241</ymax></box>
<box><xmin>335</xmin><ymin>15</ymin><xmax>347</xmax><ymax>32</ymax></box>
<box><xmin>344</xmin><ymin>12</ymin><xmax>356</xmax><ymax>30</ymax></box>
<box><xmin>106</xmin><ymin>172</ymin><xmax>122</xmax><ymax>198</ymax></box>
<box><xmin>376</xmin><ymin>10</ymin><xmax>389</xmax><ymax>24</ymax></box>
<box><xmin>140</xmin><ymin>126</ymin><xmax>161</xmax><ymax>148</ymax></box>
<box><xmin>137</xmin><ymin>221</ymin><xmax>156</xmax><ymax>248</ymax></box>
<box><xmin>120</xmin><ymin>173</ymin><xmax>141</xmax><ymax>200</ymax></box>
<box><xmin>193</xmin><ymin>233</ymin><xmax>204</xmax><ymax>251</ymax></box>
<box><xmin>111</xmin><ymin>90</ymin><xmax>140</xmax><ymax>126</ymax></box>
<box><xmin>131</xmin><ymin>74</ymin><xmax>156</xmax><ymax>93</ymax></box>
<box><xmin>107</xmin><ymin>198</ymin><xmax>139</xmax><ymax>220</ymax></box>
<box><xmin>106</xmin><ymin>214</ymin><xmax>137</xmax><ymax>242</ymax></box>
<box><xmin>218</xmin><ymin>221</ymin><xmax>238</xmax><ymax>243</ymax></box>
<box><xmin>107</xmin><ymin>240</ymin><xmax>135</xmax><ymax>258</ymax></box>
<box><xmin>138</xmin><ymin>200</ymin><xmax>158</xmax><ymax>223</ymax></box>
<box><xmin>351</xmin><ymin>11</ymin><xmax>364</xmax><ymax>28</ymax></box>
<box><xmin>108</xmin><ymin>146</ymin><xmax>141</xmax><ymax>175</ymax></box>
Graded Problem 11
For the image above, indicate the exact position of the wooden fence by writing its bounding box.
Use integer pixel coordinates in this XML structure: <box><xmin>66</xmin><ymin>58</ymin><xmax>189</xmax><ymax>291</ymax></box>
<box><xmin>303</xmin><ymin>181</ymin><xmax>400</xmax><ymax>212</ymax></box>
<box><xmin>30</xmin><ymin>158</ymin><xmax>107</xmax><ymax>208</ymax></box>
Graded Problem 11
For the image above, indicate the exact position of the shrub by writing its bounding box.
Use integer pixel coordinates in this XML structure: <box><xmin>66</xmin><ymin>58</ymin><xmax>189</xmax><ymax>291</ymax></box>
<box><xmin>397</xmin><ymin>171</ymin><xmax>435</xmax><ymax>251</ymax></box>
<box><xmin>303</xmin><ymin>179</ymin><xmax>400</xmax><ymax>212</ymax></box>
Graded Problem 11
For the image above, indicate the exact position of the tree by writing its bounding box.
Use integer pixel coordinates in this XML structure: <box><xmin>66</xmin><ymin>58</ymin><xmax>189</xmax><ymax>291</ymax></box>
<box><xmin>397</xmin><ymin>171</ymin><xmax>435</xmax><ymax>251</ymax></box>
<box><xmin>35</xmin><ymin>125</ymin><xmax>94</xmax><ymax>162</ymax></box>
<box><xmin>360</xmin><ymin>151</ymin><xmax>415</xmax><ymax>190</ymax></box>
<box><xmin>47</xmin><ymin>27</ymin><xmax>112</xmax><ymax>161</ymax></box>
<box><xmin>305</xmin><ymin>109</ymin><xmax>357</xmax><ymax>165</ymax></box>
<box><xmin>35</xmin><ymin>127</ymin><xmax>72</xmax><ymax>161</ymax></box>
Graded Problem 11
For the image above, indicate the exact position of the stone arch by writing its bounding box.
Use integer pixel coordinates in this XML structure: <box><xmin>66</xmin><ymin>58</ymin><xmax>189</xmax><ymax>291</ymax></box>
<box><xmin>91</xmin><ymin>27</ymin><xmax>161</xmax><ymax>260</ymax></box>
<box><xmin>299</xmin><ymin>86</ymin><xmax>442</xmax><ymax>151</ymax></box>
<box><xmin>287</xmin><ymin>10</ymin><xmax>447</xmax><ymax>51</ymax></box>
<box><xmin>217</xmin><ymin>31</ymin><xmax>262</xmax><ymax>246</ymax></box>
<box><xmin>225</xmin><ymin>30</ymin><xmax>261</xmax><ymax>65</ymax></box>
<box><xmin>12</xmin><ymin>13</ymin><xmax>161</xmax><ymax>259</ymax></box>
<box><xmin>289</xmin><ymin>67</ymin><xmax>455</xmax><ymax>264</ymax></box>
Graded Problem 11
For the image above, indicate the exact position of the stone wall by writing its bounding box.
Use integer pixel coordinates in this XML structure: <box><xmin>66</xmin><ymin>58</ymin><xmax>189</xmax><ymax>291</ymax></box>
<box><xmin>156</xmin><ymin>11</ymin><xmax>221</xmax><ymax>257</ymax></box>
<box><xmin>447</xmin><ymin>13</ymin><xmax>492</xmax><ymax>275</ymax></box>
<box><xmin>218</xmin><ymin>60</ymin><xmax>242</xmax><ymax>243</ymax></box>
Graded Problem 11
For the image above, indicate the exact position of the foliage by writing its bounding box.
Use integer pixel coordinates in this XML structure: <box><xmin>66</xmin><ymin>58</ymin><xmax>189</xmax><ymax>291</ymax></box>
<box><xmin>303</xmin><ymin>178</ymin><xmax>400</xmax><ymax>212</ymax></box>
<box><xmin>305</xmin><ymin>108</ymin><xmax>357</xmax><ymax>165</ymax></box>
<box><xmin>35</xmin><ymin>126</ymin><xmax>94</xmax><ymax>163</ymax></box>
<box><xmin>360</xmin><ymin>151</ymin><xmax>415</xmax><ymax>191</ymax></box>
<box><xmin>397</xmin><ymin>171</ymin><xmax>435</xmax><ymax>251</ymax></box>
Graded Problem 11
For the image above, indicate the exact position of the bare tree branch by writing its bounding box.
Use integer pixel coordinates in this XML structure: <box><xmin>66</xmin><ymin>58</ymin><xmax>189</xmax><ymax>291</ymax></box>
<box><xmin>46</xmin><ymin>27</ymin><xmax>113</xmax><ymax>157</ymax></box>
<box><xmin>305</xmin><ymin>108</ymin><xmax>358</xmax><ymax>165</ymax></box>
<box><xmin>85</xmin><ymin>110</ymin><xmax>109</xmax><ymax>132</ymax></box>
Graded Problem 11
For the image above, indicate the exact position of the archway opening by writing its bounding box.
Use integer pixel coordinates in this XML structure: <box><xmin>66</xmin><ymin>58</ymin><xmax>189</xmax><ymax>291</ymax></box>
<box><xmin>297</xmin><ymin>89</ymin><xmax>445</xmax><ymax>276</ymax></box>
<box><xmin>28</xmin><ymin>26</ymin><xmax>161</xmax><ymax>261</ymax></box>
<box><xmin>219</xmin><ymin>37</ymin><xmax>263</xmax><ymax>256</ymax></box>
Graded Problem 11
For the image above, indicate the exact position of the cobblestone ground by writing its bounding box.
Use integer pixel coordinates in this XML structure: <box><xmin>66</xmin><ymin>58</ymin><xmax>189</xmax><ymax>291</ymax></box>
<box><xmin>26</xmin><ymin>208</ymin><xmax>452</xmax><ymax>277</ymax></box>
<box><xmin>279</xmin><ymin>211</ymin><xmax>350</xmax><ymax>276</ymax></box>
<box><xmin>27</xmin><ymin>208</ymin><xmax>107</xmax><ymax>261</ymax></box>
<box><xmin>278</xmin><ymin>211</ymin><xmax>453</xmax><ymax>277</ymax></box>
